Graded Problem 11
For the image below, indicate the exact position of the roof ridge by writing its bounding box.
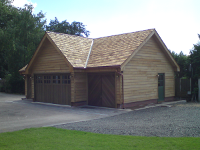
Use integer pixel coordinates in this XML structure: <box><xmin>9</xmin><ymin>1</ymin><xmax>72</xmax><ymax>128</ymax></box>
<box><xmin>46</xmin><ymin>31</ymin><xmax>92</xmax><ymax>39</ymax></box>
<box><xmin>93</xmin><ymin>28</ymin><xmax>155</xmax><ymax>40</ymax></box>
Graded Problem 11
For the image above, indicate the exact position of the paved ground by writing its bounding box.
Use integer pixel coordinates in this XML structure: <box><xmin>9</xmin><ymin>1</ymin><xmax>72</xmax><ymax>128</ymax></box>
<box><xmin>0</xmin><ymin>92</ymin><xmax>130</xmax><ymax>133</ymax></box>
<box><xmin>55</xmin><ymin>101</ymin><xmax>200</xmax><ymax>137</ymax></box>
<box><xmin>1</xmin><ymin>92</ymin><xmax>200</xmax><ymax>137</ymax></box>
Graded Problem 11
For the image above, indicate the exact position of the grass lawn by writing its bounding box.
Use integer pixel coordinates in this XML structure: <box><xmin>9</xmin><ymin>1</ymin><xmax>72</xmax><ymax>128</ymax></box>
<box><xmin>0</xmin><ymin>127</ymin><xmax>200</xmax><ymax>150</ymax></box>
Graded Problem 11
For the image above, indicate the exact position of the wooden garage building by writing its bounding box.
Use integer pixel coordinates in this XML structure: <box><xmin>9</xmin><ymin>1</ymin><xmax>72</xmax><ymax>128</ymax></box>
<box><xmin>19</xmin><ymin>29</ymin><xmax>180</xmax><ymax>108</ymax></box>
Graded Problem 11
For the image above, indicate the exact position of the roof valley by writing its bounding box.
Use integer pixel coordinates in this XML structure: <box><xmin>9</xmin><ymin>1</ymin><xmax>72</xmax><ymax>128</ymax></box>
<box><xmin>84</xmin><ymin>39</ymin><xmax>94</xmax><ymax>68</ymax></box>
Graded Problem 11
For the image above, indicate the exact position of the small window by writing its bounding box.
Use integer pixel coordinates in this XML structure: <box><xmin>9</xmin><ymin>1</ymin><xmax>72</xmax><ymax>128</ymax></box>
<box><xmin>44</xmin><ymin>76</ymin><xmax>51</xmax><ymax>84</ymax></box>
<box><xmin>158</xmin><ymin>81</ymin><xmax>164</xmax><ymax>86</ymax></box>
<box><xmin>52</xmin><ymin>75</ymin><xmax>60</xmax><ymax>84</ymax></box>
<box><xmin>62</xmin><ymin>75</ymin><xmax>68</xmax><ymax>80</ymax></box>
<box><xmin>158</xmin><ymin>74</ymin><xmax>164</xmax><ymax>87</ymax></box>
<box><xmin>159</xmin><ymin>75</ymin><xmax>163</xmax><ymax>81</ymax></box>
<box><xmin>53</xmin><ymin>80</ymin><xmax>60</xmax><ymax>84</ymax></box>
<box><xmin>35</xmin><ymin>76</ymin><xmax>43</xmax><ymax>84</ymax></box>
<box><xmin>53</xmin><ymin>75</ymin><xmax>60</xmax><ymax>80</ymax></box>
<box><xmin>62</xmin><ymin>75</ymin><xmax>70</xmax><ymax>84</ymax></box>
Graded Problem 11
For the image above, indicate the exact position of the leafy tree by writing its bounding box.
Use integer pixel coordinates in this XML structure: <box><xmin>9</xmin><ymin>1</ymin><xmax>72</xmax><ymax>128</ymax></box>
<box><xmin>189</xmin><ymin>36</ymin><xmax>200</xmax><ymax>101</ymax></box>
<box><xmin>0</xmin><ymin>0</ymin><xmax>46</xmax><ymax>93</ymax></box>
<box><xmin>0</xmin><ymin>1</ymin><xmax>90</xmax><ymax>93</ymax></box>
<box><xmin>0</xmin><ymin>0</ymin><xmax>18</xmax><ymax>78</ymax></box>
<box><xmin>171</xmin><ymin>51</ymin><xmax>189</xmax><ymax>78</ymax></box>
<box><xmin>45</xmin><ymin>17</ymin><xmax>90</xmax><ymax>37</ymax></box>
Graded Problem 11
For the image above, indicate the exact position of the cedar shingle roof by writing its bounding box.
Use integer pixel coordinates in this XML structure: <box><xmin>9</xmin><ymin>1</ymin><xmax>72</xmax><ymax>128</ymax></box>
<box><xmin>19</xmin><ymin>28</ymin><xmax>181</xmax><ymax>73</ymax></box>
<box><xmin>47</xmin><ymin>29</ymin><xmax>154</xmax><ymax>68</ymax></box>
<box><xmin>87</xmin><ymin>29</ymin><xmax>154</xmax><ymax>67</ymax></box>
<box><xmin>47</xmin><ymin>31</ymin><xmax>93</xmax><ymax>68</ymax></box>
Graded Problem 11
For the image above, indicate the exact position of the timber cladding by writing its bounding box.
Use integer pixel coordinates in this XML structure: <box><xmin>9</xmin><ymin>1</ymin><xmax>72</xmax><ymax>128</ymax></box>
<box><xmin>123</xmin><ymin>36</ymin><xmax>175</xmax><ymax>103</ymax></box>
<box><xmin>19</xmin><ymin>29</ymin><xmax>180</xmax><ymax>108</ymax></box>
<box><xmin>72</xmin><ymin>73</ymin><xmax>87</xmax><ymax>103</ymax></box>
<box><xmin>30</xmin><ymin>38</ymin><xmax>70</xmax><ymax>74</ymax></box>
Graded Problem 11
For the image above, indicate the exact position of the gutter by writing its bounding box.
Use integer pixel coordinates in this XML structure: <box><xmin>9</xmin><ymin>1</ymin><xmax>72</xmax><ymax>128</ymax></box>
<box><xmin>84</xmin><ymin>39</ymin><xmax>94</xmax><ymax>68</ymax></box>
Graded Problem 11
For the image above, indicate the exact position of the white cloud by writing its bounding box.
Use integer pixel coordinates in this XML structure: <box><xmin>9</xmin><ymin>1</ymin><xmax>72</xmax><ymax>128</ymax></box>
<box><xmin>12</xmin><ymin>0</ymin><xmax>37</xmax><ymax>10</ymax></box>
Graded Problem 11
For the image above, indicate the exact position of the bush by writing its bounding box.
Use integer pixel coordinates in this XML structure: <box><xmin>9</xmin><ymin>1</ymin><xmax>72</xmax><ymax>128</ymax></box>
<box><xmin>0</xmin><ymin>78</ymin><xmax>5</xmax><ymax>92</ymax></box>
<box><xmin>4</xmin><ymin>74</ymin><xmax>12</xmax><ymax>93</ymax></box>
<box><xmin>4</xmin><ymin>73</ymin><xmax>24</xmax><ymax>94</ymax></box>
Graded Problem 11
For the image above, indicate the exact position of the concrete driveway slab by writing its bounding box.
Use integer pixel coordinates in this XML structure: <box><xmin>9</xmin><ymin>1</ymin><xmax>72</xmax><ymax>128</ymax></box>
<box><xmin>0</xmin><ymin>92</ymin><xmax>25</xmax><ymax>102</ymax></box>
<box><xmin>0</xmin><ymin>92</ymin><xmax>131</xmax><ymax>133</ymax></box>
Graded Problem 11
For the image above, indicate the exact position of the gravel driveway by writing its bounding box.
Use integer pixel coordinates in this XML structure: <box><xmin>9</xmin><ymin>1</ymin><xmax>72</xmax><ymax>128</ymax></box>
<box><xmin>55</xmin><ymin>101</ymin><xmax>200</xmax><ymax>137</ymax></box>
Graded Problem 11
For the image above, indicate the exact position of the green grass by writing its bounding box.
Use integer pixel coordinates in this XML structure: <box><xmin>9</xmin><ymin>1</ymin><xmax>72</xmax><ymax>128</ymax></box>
<box><xmin>0</xmin><ymin>127</ymin><xmax>199</xmax><ymax>150</ymax></box>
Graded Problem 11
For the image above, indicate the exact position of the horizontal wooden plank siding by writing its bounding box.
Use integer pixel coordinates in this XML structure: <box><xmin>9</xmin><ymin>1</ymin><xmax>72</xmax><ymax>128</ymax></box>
<box><xmin>123</xmin><ymin>37</ymin><xmax>175</xmax><ymax>103</ymax></box>
<box><xmin>116</xmin><ymin>73</ymin><xmax>122</xmax><ymax>104</ymax></box>
<box><xmin>30</xmin><ymin>38</ymin><xmax>70</xmax><ymax>74</ymax></box>
<box><xmin>74</xmin><ymin>73</ymin><xmax>87</xmax><ymax>102</ymax></box>
<box><xmin>29</xmin><ymin>38</ymin><xmax>71</xmax><ymax>99</ymax></box>
<box><xmin>70</xmin><ymin>72</ymin><xmax>75</xmax><ymax>102</ymax></box>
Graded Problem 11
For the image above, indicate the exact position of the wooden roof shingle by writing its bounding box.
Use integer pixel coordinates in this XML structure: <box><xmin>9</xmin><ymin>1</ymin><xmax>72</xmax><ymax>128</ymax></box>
<box><xmin>87</xmin><ymin>29</ymin><xmax>154</xmax><ymax>67</ymax></box>
<box><xmin>47</xmin><ymin>29</ymin><xmax>154</xmax><ymax>68</ymax></box>
<box><xmin>47</xmin><ymin>31</ymin><xmax>93</xmax><ymax>68</ymax></box>
<box><xmin>20</xmin><ymin>28</ymin><xmax>180</xmax><ymax>73</ymax></box>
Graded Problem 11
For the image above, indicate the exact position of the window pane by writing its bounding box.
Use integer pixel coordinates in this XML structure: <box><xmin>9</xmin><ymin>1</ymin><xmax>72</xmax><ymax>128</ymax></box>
<box><xmin>62</xmin><ymin>80</ymin><xmax>67</xmax><ymax>84</ymax></box>
<box><xmin>158</xmin><ymin>81</ymin><xmax>163</xmax><ymax>86</ymax></box>
<box><xmin>62</xmin><ymin>75</ymin><xmax>68</xmax><ymax>79</ymax></box>
<box><xmin>53</xmin><ymin>80</ymin><xmax>60</xmax><ymax>84</ymax></box>
<box><xmin>159</xmin><ymin>75</ymin><xmax>163</xmax><ymax>80</ymax></box>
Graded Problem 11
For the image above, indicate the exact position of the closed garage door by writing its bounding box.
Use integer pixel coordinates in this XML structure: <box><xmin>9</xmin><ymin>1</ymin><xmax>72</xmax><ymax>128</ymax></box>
<box><xmin>88</xmin><ymin>73</ymin><xmax>115</xmax><ymax>108</ymax></box>
<box><xmin>35</xmin><ymin>74</ymin><xmax>71</xmax><ymax>105</ymax></box>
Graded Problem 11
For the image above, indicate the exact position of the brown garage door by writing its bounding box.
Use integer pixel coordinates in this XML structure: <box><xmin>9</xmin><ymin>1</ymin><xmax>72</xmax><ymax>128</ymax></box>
<box><xmin>88</xmin><ymin>73</ymin><xmax>115</xmax><ymax>108</ymax></box>
<box><xmin>35</xmin><ymin>74</ymin><xmax>71</xmax><ymax>105</ymax></box>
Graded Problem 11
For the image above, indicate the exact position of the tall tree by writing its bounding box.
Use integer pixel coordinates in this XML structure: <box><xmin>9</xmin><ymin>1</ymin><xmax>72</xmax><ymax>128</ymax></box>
<box><xmin>45</xmin><ymin>17</ymin><xmax>90</xmax><ymax>37</ymax></box>
<box><xmin>171</xmin><ymin>51</ymin><xmax>189</xmax><ymax>78</ymax></box>
<box><xmin>0</xmin><ymin>0</ymin><xmax>46</xmax><ymax>93</ymax></box>
<box><xmin>0</xmin><ymin>0</ymin><xmax>18</xmax><ymax>78</ymax></box>
<box><xmin>189</xmin><ymin>36</ymin><xmax>200</xmax><ymax>100</ymax></box>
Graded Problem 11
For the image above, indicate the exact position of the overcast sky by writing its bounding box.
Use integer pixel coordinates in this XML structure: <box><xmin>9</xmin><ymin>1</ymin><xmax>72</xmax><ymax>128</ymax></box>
<box><xmin>12</xmin><ymin>0</ymin><xmax>200</xmax><ymax>55</ymax></box>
